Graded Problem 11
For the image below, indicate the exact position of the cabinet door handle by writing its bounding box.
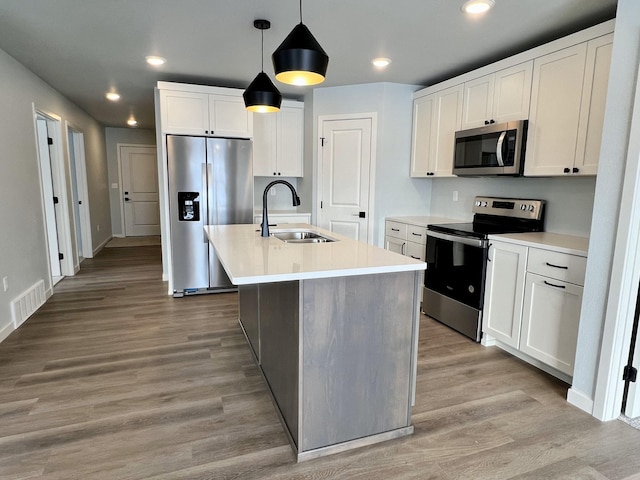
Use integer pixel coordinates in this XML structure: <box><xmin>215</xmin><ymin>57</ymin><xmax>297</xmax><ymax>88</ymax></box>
<box><xmin>573</xmin><ymin>167</ymin><xmax>580</xmax><ymax>173</ymax></box>
<box><xmin>411</xmin><ymin>232</ymin><xmax>422</xmax><ymax>237</ymax></box>
<box><xmin>546</xmin><ymin>262</ymin><xmax>568</xmax><ymax>270</ymax></box>
<box><xmin>487</xmin><ymin>243</ymin><xmax>493</xmax><ymax>262</ymax></box>
<box><xmin>410</xmin><ymin>255</ymin><xmax>420</xmax><ymax>259</ymax></box>
<box><xmin>401</xmin><ymin>242</ymin><xmax>406</xmax><ymax>255</ymax></box>
<box><xmin>544</xmin><ymin>280</ymin><xmax>566</xmax><ymax>289</ymax></box>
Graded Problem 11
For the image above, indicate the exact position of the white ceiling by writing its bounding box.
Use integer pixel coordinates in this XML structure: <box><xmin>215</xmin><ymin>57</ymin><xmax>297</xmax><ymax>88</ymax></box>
<box><xmin>0</xmin><ymin>0</ymin><xmax>617</xmax><ymax>129</ymax></box>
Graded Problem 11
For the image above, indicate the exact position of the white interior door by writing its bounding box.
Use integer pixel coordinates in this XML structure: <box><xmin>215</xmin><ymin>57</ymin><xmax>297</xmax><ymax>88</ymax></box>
<box><xmin>36</xmin><ymin>117</ymin><xmax>63</xmax><ymax>279</ymax></box>
<box><xmin>120</xmin><ymin>145</ymin><xmax>160</xmax><ymax>236</ymax></box>
<box><xmin>68</xmin><ymin>128</ymin><xmax>93</xmax><ymax>259</ymax></box>
<box><xmin>318</xmin><ymin>115</ymin><xmax>374</xmax><ymax>242</ymax></box>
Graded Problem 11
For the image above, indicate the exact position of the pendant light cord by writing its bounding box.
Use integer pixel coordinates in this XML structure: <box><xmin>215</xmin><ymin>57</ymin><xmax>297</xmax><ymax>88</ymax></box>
<box><xmin>261</xmin><ymin>28</ymin><xmax>264</xmax><ymax>72</ymax></box>
<box><xmin>299</xmin><ymin>0</ymin><xmax>303</xmax><ymax>23</ymax></box>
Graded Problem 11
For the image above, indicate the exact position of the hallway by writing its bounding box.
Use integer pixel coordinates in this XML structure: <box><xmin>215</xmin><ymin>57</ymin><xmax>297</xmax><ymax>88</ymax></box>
<box><xmin>1</xmin><ymin>246</ymin><xmax>640</xmax><ymax>479</ymax></box>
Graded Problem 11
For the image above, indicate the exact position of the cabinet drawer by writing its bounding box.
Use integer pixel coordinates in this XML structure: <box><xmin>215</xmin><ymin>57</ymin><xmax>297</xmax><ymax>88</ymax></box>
<box><xmin>385</xmin><ymin>221</ymin><xmax>407</xmax><ymax>240</ymax></box>
<box><xmin>407</xmin><ymin>225</ymin><xmax>428</xmax><ymax>245</ymax></box>
<box><xmin>406</xmin><ymin>241</ymin><xmax>426</xmax><ymax>261</ymax></box>
<box><xmin>527</xmin><ymin>248</ymin><xmax>586</xmax><ymax>286</ymax></box>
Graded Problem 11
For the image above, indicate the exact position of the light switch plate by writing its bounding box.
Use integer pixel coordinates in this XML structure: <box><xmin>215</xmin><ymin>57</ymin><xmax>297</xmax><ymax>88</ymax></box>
<box><xmin>111</xmin><ymin>183</ymin><xmax>119</xmax><ymax>189</ymax></box>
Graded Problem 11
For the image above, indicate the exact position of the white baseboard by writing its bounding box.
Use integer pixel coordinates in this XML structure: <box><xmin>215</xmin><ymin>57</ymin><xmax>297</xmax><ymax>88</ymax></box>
<box><xmin>113</xmin><ymin>234</ymin><xmax>125</xmax><ymax>238</ymax></box>
<box><xmin>93</xmin><ymin>236</ymin><xmax>112</xmax><ymax>256</ymax></box>
<box><xmin>0</xmin><ymin>320</ymin><xmax>13</xmax><ymax>343</ymax></box>
<box><xmin>567</xmin><ymin>387</ymin><xmax>594</xmax><ymax>414</ymax></box>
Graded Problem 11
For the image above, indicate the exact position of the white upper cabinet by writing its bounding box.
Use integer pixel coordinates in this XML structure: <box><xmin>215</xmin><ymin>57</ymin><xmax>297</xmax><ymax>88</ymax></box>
<box><xmin>208</xmin><ymin>95</ymin><xmax>253</xmax><ymax>138</ymax></box>
<box><xmin>253</xmin><ymin>101</ymin><xmax>304</xmax><ymax>177</ymax></box>
<box><xmin>461</xmin><ymin>62</ymin><xmax>533</xmax><ymax>129</ymax></box>
<box><xmin>525</xmin><ymin>34</ymin><xmax>612</xmax><ymax>177</ymax></box>
<box><xmin>159</xmin><ymin>87</ymin><xmax>253</xmax><ymax>138</ymax></box>
<box><xmin>410</xmin><ymin>84</ymin><xmax>463</xmax><ymax>178</ymax></box>
<box><xmin>574</xmin><ymin>34</ymin><xmax>613</xmax><ymax>175</ymax></box>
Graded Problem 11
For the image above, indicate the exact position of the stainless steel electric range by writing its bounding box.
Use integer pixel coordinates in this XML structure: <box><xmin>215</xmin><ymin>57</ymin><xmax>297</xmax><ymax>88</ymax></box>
<box><xmin>424</xmin><ymin>196</ymin><xmax>545</xmax><ymax>342</ymax></box>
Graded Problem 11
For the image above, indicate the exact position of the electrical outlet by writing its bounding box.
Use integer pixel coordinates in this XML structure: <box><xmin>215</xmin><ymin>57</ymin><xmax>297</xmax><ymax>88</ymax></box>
<box><xmin>97</xmin><ymin>224</ymin><xmax>100</xmax><ymax>232</ymax></box>
<box><xmin>2</xmin><ymin>277</ymin><xmax>8</xmax><ymax>292</ymax></box>
<box><xmin>453</xmin><ymin>190</ymin><xmax>459</xmax><ymax>202</ymax></box>
<box><xmin>111</xmin><ymin>183</ymin><xmax>119</xmax><ymax>189</ymax></box>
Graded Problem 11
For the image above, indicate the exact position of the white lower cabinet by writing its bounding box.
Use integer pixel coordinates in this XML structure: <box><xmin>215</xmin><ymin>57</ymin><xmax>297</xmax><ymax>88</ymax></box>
<box><xmin>385</xmin><ymin>236</ymin><xmax>405</xmax><ymax>255</ymax></box>
<box><xmin>384</xmin><ymin>220</ymin><xmax>427</xmax><ymax>260</ymax></box>
<box><xmin>483</xmin><ymin>241</ymin><xmax>528</xmax><ymax>348</ymax></box>
<box><xmin>482</xmin><ymin>239</ymin><xmax>587</xmax><ymax>380</ymax></box>
<box><xmin>519</xmin><ymin>273</ymin><xmax>583</xmax><ymax>376</ymax></box>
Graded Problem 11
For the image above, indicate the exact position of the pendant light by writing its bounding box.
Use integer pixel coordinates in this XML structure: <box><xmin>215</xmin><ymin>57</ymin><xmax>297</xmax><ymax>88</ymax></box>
<box><xmin>244</xmin><ymin>19</ymin><xmax>282</xmax><ymax>113</ymax></box>
<box><xmin>272</xmin><ymin>0</ymin><xmax>328</xmax><ymax>86</ymax></box>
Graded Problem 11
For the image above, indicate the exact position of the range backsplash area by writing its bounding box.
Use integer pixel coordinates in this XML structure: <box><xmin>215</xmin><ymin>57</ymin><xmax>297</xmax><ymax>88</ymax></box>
<box><xmin>429</xmin><ymin>176</ymin><xmax>596</xmax><ymax>237</ymax></box>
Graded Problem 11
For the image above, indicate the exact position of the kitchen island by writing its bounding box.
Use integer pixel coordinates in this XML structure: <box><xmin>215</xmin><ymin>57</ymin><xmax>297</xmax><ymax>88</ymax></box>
<box><xmin>205</xmin><ymin>223</ymin><xmax>425</xmax><ymax>462</ymax></box>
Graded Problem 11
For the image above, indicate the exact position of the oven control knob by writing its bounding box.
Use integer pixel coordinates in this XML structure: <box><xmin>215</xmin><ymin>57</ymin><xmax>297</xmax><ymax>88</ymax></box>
<box><xmin>520</xmin><ymin>204</ymin><xmax>526</xmax><ymax>210</ymax></box>
<box><xmin>528</xmin><ymin>205</ymin><xmax>535</xmax><ymax>212</ymax></box>
<box><xmin>475</xmin><ymin>201</ymin><xmax>481</xmax><ymax>207</ymax></box>
<box><xmin>481</xmin><ymin>201</ymin><xmax>487</xmax><ymax>207</ymax></box>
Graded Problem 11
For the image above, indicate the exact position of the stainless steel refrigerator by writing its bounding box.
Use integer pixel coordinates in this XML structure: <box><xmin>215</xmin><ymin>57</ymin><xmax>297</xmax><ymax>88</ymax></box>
<box><xmin>167</xmin><ymin>135</ymin><xmax>253</xmax><ymax>296</ymax></box>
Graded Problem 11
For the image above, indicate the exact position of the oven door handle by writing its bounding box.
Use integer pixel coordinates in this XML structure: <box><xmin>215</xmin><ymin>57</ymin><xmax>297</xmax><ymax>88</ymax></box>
<box><xmin>427</xmin><ymin>230</ymin><xmax>487</xmax><ymax>248</ymax></box>
<box><xmin>496</xmin><ymin>131</ymin><xmax>506</xmax><ymax>167</ymax></box>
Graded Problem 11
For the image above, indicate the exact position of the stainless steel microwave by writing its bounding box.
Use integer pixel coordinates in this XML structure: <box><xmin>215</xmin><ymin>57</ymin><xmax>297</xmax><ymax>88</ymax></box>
<box><xmin>453</xmin><ymin>120</ymin><xmax>528</xmax><ymax>176</ymax></box>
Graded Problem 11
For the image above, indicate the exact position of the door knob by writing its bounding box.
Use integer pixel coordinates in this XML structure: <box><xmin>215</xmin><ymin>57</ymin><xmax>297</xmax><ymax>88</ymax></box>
<box><xmin>351</xmin><ymin>211</ymin><xmax>366</xmax><ymax>218</ymax></box>
<box><xmin>125</xmin><ymin>197</ymin><xmax>130</xmax><ymax>202</ymax></box>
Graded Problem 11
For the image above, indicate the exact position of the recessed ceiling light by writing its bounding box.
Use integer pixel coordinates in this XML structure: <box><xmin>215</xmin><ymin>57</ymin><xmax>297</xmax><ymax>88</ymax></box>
<box><xmin>145</xmin><ymin>55</ymin><xmax>166</xmax><ymax>66</ymax></box>
<box><xmin>105</xmin><ymin>92</ymin><xmax>121</xmax><ymax>101</ymax></box>
<box><xmin>372</xmin><ymin>58</ymin><xmax>392</xmax><ymax>68</ymax></box>
<box><xmin>461</xmin><ymin>0</ymin><xmax>495</xmax><ymax>14</ymax></box>
<box><xmin>127</xmin><ymin>118</ymin><xmax>138</xmax><ymax>127</ymax></box>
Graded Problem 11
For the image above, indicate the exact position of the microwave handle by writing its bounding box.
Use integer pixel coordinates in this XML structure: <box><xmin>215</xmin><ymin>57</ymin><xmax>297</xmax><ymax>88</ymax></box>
<box><xmin>496</xmin><ymin>131</ymin><xmax>506</xmax><ymax>167</ymax></box>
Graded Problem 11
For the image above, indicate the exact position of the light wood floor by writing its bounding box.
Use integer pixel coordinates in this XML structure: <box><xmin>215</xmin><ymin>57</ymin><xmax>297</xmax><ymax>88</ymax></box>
<box><xmin>2</xmin><ymin>246</ymin><xmax>640</xmax><ymax>479</ymax></box>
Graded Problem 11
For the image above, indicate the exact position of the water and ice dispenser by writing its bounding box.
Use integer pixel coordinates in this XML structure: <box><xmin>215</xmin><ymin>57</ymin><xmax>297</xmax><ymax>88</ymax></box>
<box><xmin>177</xmin><ymin>192</ymin><xmax>200</xmax><ymax>221</ymax></box>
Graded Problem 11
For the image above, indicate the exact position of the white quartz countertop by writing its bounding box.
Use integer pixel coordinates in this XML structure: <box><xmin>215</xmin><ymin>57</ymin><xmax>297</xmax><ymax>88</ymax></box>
<box><xmin>386</xmin><ymin>215</ymin><xmax>465</xmax><ymax>227</ymax></box>
<box><xmin>205</xmin><ymin>223</ymin><xmax>426</xmax><ymax>285</ymax></box>
<box><xmin>489</xmin><ymin>232</ymin><xmax>589</xmax><ymax>256</ymax></box>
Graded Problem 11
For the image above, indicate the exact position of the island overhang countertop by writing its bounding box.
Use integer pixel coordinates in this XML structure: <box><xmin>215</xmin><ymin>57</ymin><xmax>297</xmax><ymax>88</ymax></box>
<box><xmin>204</xmin><ymin>223</ymin><xmax>426</xmax><ymax>285</ymax></box>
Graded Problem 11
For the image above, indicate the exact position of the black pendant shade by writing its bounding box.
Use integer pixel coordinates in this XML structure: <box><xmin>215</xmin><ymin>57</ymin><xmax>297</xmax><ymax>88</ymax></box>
<box><xmin>244</xmin><ymin>19</ymin><xmax>282</xmax><ymax>113</ymax></box>
<box><xmin>244</xmin><ymin>71</ymin><xmax>282</xmax><ymax>113</ymax></box>
<box><xmin>272</xmin><ymin>23</ymin><xmax>328</xmax><ymax>86</ymax></box>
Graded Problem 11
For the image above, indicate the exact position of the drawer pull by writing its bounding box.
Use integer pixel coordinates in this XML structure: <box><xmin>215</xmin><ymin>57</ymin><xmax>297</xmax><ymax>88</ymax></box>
<box><xmin>410</xmin><ymin>255</ymin><xmax>420</xmax><ymax>259</ymax></box>
<box><xmin>546</xmin><ymin>262</ymin><xmax>568</xmax><ymax>270</ymax></box>
<box><xmin>544</xmin><ymin>280</ymin><xmax>566</xmax><ymax>289</ymax></box>
<box><xmin>411</xmin><ymin>232</ymin><xmax>422</xmax><ymax>237</ymax></box>
<box><xmin>391</xmin><ymin>228</ymin><xmax>400</xmax><ymax>232</ymax></box>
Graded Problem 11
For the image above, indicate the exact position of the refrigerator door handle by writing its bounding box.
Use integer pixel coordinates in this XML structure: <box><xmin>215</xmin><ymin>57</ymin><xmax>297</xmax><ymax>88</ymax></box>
<box><xmin>203</xmin><ymin>162</ymin><xmax>209</xmax><ymax>243</ymax></box>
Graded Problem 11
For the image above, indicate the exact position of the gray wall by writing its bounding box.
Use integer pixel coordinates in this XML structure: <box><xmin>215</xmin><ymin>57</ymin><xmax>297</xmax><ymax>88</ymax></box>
<box><xmin>430</xmin><ymin>176</ymin><xmax>596</xmax><ymax>236</ymax></box>
<box><xmin>105</xmin><ymin>127</ymin><xmax>156</xmax><ymax>236</ymax></box>
<box><xmin>297</xmin><ymin>92</ymin><xmax>315</xmax><ymax>218</ymax></box>
<box><xmin>573</xmin><ymin>0</ymin><xmax>640</xmax><ymax>402</ymax></box>
<box><xmin>311</xmin><ymin>83</ymin><xmax>433</xmax><ymax>246</ymax></box>
<box><xmin>254</xmin><ymin>177</ymin><xmax>301</xmax><ymax>211</ymax></box>
<box><xmin>0</xmin><ymin>46</ymin><xmax>109</xmax><ymax>334</ymax></box>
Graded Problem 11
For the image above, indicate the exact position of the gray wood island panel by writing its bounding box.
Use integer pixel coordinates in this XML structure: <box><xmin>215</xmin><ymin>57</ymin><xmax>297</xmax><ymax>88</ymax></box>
<box><xmin>238</xmin><ymin>271</ymin><xmax>419</xmax><ymax>461</ymax></box>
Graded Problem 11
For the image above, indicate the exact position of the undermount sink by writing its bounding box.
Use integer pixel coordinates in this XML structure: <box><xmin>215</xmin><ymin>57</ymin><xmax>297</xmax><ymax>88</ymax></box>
<box><xmin>270</xmin><ymin>229</ymin><xmax>336</xmax><ymax>244</ymax></box>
